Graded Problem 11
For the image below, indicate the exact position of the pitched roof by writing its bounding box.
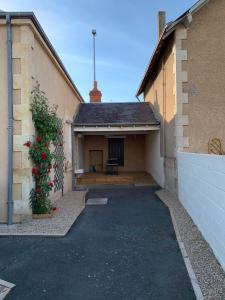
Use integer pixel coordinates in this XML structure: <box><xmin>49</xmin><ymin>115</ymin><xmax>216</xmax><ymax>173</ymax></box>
<box><xmin>73</xmin><ymin>102</ymin><xmax>159</xmax><ymax>127</ymax></box>
<box><xmin>136</xmin><ymin>0</ymin><xmax>209</xmax><ymax>96</ymax></box>
<box><xmin>0</xmin><ymin>11</ymin><xmax>83</xmax><ymax>102</ymax></box>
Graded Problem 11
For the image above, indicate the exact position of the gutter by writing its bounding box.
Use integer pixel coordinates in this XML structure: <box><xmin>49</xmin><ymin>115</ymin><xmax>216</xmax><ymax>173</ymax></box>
<box><xmin>73</xmin><ymin>122</ymin><xmax>160</xmax><ymax>127</ymax></box>
<box><xmin>6</xmin><ymin>13</ymin><xmax>13</xmax><ymax>225</ymax></box>
<box><xmin>135</xmin><ymin>27</ymin><xmax>167</xmax><ymax>97</ymax></box>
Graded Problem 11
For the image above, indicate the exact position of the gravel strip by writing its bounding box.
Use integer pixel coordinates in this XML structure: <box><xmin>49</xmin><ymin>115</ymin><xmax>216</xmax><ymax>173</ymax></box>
<box><xmin>156</xmin><ymin>189</ymin><xmax>225</xmax><ymax>300</ymax></box>
<box><xmin>0</xmin><ymin>191</ymin><xmax>86</xmax><ymax>237</ymax></box>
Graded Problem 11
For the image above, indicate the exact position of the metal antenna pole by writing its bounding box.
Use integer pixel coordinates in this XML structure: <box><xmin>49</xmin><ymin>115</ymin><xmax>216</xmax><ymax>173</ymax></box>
<box><xmin>92</xmin><ymin>29</ymin><xmax>96</xmax><ymax>82</ymax></box>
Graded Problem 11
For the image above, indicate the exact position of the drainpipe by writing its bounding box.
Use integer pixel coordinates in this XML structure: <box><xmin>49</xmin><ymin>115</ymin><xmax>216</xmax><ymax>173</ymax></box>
<box><xmin>71</xmin><ymin>124</ymin><xmax>75</xmax><ymax>191</ymax></box>
<box><xmin>6</xmin><ymin>13</ymin><xmax>14</xmax><ymax>225</ymax></box>
<box><xmin>162</xmin><ymin>59</ymin><xmax>166</xmax><ymax>157</ymax></box>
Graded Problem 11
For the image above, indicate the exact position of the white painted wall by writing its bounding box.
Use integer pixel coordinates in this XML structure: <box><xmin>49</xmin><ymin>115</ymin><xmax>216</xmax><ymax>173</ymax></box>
<box><xmin>177</xmin><ymin>151</ymin><xmax>225</xmax><ymax>271</ymax></box>
<box><xmin>145</xmin><ymin>131</ymin><xmax>165</xmax><ymax>187</ymax></box>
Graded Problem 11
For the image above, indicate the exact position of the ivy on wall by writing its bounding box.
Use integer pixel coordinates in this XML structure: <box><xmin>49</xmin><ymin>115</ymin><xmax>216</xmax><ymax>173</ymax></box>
<box><xmin>24</xmin><ymin>83</ymin><xmax>64</xmax><ymax>214</ymax></box>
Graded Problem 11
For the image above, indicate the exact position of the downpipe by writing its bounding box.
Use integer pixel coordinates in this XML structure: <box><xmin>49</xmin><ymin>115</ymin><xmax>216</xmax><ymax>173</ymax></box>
<box><xmin>71</xmin><ymin>125</ymin><xmax>76</xmax><ymax>191</ymax></box>
<box><xmin>6</xmin><ymin>13</ymin><xmax>14</xmax><ymax>225</ymax></box>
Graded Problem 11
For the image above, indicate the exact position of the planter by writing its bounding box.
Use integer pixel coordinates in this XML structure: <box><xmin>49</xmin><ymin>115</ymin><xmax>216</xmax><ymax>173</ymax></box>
<box><xmin>32</xmin><ymin>208</ymin><xmax>58</xmax><ymax>219</ymax></box>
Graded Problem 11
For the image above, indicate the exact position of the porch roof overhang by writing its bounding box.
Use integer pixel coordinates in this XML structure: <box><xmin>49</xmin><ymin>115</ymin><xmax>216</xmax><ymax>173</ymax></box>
<box><xmin>73</xmin><ymin>102</ymin><xmax>160</xmax><ymax>133</ymax></box>
<box><xmin>73</xmin><ymin>124</ymin><xmax>160</xmax><ymax>133</ymax></box>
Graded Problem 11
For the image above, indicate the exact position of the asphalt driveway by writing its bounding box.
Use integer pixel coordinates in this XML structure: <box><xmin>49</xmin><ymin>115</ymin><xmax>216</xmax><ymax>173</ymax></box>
<box><xmin>0</xmin><ymin>186</ymin><xmax>196</xmax><ymax>300</ymax></box>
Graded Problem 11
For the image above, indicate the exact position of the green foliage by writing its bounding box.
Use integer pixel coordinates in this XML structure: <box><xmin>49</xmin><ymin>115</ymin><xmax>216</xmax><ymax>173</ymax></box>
<box><xmin>30</xmin><ymin>84</ymin><xmax>59</xmax><ymax>142</ymax></box>
<box><xmin>24</xmin><ymin>83</ymin><xmax>62</xmax><ymax>214</ymax></box>
<box><xmin>29</xmin><ymin>188</ymin><xmax>52</xmax><ymax>215</ymax></box>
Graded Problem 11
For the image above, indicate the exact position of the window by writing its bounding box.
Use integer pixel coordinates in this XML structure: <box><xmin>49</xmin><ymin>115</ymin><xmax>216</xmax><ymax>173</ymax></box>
<box><xmin>108</xmin><ymin>138</ymin><xmax>124</xmax><ymax>166</ymax></box>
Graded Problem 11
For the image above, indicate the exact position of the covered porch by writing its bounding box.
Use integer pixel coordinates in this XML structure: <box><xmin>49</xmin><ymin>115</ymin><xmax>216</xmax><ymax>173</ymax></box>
<box><xmin>73</xmin><ymin>102</ymin><xmax>164</xmax><ymax>187</ymax></box>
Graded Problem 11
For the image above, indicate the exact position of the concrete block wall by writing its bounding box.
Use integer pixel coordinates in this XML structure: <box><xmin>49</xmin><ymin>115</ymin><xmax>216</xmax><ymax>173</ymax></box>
<box><xmin>177</xmin><ymin>151</ymin><xmax>225</xmax><ymax>271</ymax></box>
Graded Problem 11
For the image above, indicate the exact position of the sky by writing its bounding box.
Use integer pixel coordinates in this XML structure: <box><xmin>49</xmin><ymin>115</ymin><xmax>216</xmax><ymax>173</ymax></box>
<box><xmin>0</xmin><ymin>0</ymin><xmax>197</xmax><ymax>102</ymax></box>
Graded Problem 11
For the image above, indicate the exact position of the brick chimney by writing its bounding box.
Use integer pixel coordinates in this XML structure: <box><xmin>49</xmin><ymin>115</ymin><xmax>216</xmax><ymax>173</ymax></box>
<box><xmin>158</xmin><ymin>11</ymin><xmax>166</xmax><ymax>39</ymax></box>
<box><xmin>89</xmin><ymin>80</ymin><xmax>102</xmax><ymax>103</ymax></box>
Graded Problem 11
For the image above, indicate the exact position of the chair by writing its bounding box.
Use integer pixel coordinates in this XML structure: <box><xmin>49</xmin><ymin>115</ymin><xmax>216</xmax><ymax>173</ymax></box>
<box><xmin>105</xmin><ymin>158</ymin><xmax>119</xmax><ymax>175</ymax></box>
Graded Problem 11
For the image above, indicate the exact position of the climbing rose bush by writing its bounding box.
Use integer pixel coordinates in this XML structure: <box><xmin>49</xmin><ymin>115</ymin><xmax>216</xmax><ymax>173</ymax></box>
<box><xmin>24</xmin><ymin>83</ymin><xmax>62</xmax><ymax>214</ymax></box>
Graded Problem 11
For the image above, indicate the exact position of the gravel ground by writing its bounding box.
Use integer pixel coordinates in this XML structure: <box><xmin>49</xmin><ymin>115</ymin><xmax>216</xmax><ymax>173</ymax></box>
<box><xmin>0</xmin><ymin>191</ymin><xmax>86</xmax><ymax>237</ymax></box>
<box><xmin>156</xmin><ymin>189</ymin><xmax>225</xmax><ymax>300</ymax></box>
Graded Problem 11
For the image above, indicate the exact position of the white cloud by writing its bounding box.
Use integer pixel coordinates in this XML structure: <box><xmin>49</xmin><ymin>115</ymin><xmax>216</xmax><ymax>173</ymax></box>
<box><xmin>61</xmin><ymin>53</ymin><xmax>140</xmax><ymax>71</ymax></box>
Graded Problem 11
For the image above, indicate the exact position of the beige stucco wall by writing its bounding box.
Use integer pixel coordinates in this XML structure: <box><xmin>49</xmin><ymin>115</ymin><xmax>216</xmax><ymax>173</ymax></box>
<box><xmin>32</xmin><ymin>28</ymin><xmax>81</xmax><ymax>199</ymax></box>
<box><xmin>0</xmin><ymin>25</ymin><xmax>8</xmax><ymax>222</ymax></box>
<box><xmin>83</xmin><ymin>135</ymin><xmax>146</xmax><ymax>172</ymax></box>
<box><xmin>144</xmin><ymin>38</ymin><xmax>177</xmax><ymax>193</ymax></box>
<box><xmin>124</xmin><ymin>135</ymin><xmax>145</xmax><ymax>172</ymax></box>
<box><xmin>183</xmin><ymin>0</ymin><xmax>225</xmax><ymax>153</ymax></box>
<box><xmin>0</xmin><ymin>20</ymin><xmax>81</xmax><ymax>223</ymax></box>
<box><xmin>83</xmin><ymin>136</ymin><xmax>107</xmax><ymax>172</ymax></box>
<box><xmin>144</xmin><ymin>38</ymin><xmax>175</xmax><ymax>158</ymax></box>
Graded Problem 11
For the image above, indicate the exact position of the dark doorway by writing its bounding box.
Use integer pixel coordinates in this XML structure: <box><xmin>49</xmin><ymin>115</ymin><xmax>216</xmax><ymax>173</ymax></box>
<box><xmin>108</xmin><ymin>138</ymin><xmax>124</xmax><ymax>166</ymax></box>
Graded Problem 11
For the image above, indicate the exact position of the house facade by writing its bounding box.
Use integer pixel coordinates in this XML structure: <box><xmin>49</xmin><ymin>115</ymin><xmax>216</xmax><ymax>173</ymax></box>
<box><xmin>1</xmin><ymin>0</ymin><xmax>224</xmax><ymax>224</ymax></box>
<box><xmin>136</xmin><ymin>0</ymin><xmax>225</xmax><ymax>194</ymax></box>
<box><xmin>0</xmin><ymin>12</ymin><xmax>83</xmax><ymax>223</ymax></box>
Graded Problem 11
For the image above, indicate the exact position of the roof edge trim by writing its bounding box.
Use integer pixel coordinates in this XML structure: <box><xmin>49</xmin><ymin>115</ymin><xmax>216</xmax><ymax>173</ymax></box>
<box><xmin>0</xmin><ymin>12</ymin><xmax>84</xmax><ymax>102</ymax></box>
<box><xmin>135</xmin><ymin>0</ymin><xmax>209</xmax><ymax>96</ymax></box>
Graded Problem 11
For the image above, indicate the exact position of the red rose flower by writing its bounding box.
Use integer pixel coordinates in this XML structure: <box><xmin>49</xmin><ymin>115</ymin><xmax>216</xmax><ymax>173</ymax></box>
<box><xmin>35</xmin><ymin>187</ymin><xmax>41</xmax><ymax>193</ymax></box>
<box><xmin>34</xmin><ymin>146</ymin><xmax>39</xmax><ymax>151</ymax></box>
<box><xmin>24</xmin><ymin>141</ymin><xmax>32</xmax><ymax>147</ymax></box>
<box><xmin>49</xmin><ymin>182</ymin><xmax>53</xmax><ymax>187</ymax></box>
<box><xmin>32</xmin><ymin>167</ymin><xmax>38</xmax><ymax>175</ymax></box>
<box><xmin>40</xmin><ymin>152</ymin><xmax>47</xmax><ymax>160</ymax></box>
<box><xmin>59</xmin><ymin>143</ymin><xmax>63</xmax><ymax>147</ymax></box>
<box><xmin>36</xmin><ymin>136</ymin><xmax>42</xmax><ymax>143</ymax></box>
<box><xmin>54</xmin><ymin>178</ymin><xmax>58</xmax><ymax>183</ymax></box>
<box><xmin>52</xmin><ymin>207</ymin><xmax>57</xmax><ymax>211</ymax></box>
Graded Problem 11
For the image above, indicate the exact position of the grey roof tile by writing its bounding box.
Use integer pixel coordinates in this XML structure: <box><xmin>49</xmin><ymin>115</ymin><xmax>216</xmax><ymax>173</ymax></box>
<box><xmin>73</xmin><ymin>102</ymin><xmax>159</xmax><ymax>126</ymax></box>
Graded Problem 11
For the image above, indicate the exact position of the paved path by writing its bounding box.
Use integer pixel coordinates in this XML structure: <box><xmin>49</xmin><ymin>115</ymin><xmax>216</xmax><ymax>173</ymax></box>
<box><xmin>0</xmin><ymin>186</ymin><xmax>196</xmax><ymax>300</ymax></box>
